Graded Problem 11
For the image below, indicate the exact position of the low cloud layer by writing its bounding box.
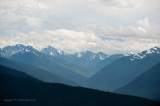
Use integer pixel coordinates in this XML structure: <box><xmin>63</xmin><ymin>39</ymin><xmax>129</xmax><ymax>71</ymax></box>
<box><xmin>1</xmin><ymin>26</ymin><xmax>159</xmax><ymax>54</ymax></box>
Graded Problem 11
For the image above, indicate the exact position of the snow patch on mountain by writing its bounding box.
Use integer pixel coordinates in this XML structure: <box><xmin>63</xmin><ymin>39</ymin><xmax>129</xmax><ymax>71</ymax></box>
<box><xmin>130</xmin><ymin>47</ymin><xmax>160</xmax><ymax>61</ymax></box>
<box><xmin>25</xmin><ymin>49</ymin><xmax>30</xmax><ymax>52</ymax></box>
<box><xmin>41</xmin><ymin>46</ymin><xmax>67</xmax><ymax>56</ymax></box>
<box><xmin>0</xmin><ymin>44</ymin><xmax>109</xmax><ymax>62</ymax></box>
<box><xmin>90</xmin><ymin>54</ymin><xmax>95</xmax><ymax>60</ymax></box>
<box><xmin>100</xmin><ymin>55</ymin><xmax>105</xmax><ymax>60</ymax></box>
<box><xmin>77</xmin><ymin>53</ymin><xmax>82</xmax><ymax>57</ymax></box>
<box><xmin>0</xmin><ymin>44</ymin><xmax>25</xmax><ymax>57</ymax></box>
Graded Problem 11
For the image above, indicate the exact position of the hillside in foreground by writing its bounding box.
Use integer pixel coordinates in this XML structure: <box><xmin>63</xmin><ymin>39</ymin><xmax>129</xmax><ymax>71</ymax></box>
<box><xmin>0</xmin><ymin>65</ymin><xmax>159</xmax><ymax>106</ymax></box>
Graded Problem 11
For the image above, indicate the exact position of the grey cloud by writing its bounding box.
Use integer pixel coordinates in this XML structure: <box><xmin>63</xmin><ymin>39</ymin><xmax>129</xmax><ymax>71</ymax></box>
<box><xmin>0</xmin><ymin>0</ymin><xmax>160</xmax><ymax>54</ymax></box>
<box><xmin>0</xmin><ymin>29</ymin><xmax>160</xmax><ymax>55</ymax></box>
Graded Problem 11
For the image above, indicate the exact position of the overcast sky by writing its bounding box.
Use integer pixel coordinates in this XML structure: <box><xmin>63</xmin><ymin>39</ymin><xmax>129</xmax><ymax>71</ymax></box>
<box><xmin>0</xmin><ymin>0</ymin><xmax>160</xmax><ymax>54</ymax></box>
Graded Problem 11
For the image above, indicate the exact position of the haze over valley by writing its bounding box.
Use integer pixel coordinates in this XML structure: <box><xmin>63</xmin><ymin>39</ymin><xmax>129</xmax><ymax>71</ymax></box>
<box><xmin>0</xmin><ymin>0</ymin><xmax>160</xmax><ymax>105</ymax></box>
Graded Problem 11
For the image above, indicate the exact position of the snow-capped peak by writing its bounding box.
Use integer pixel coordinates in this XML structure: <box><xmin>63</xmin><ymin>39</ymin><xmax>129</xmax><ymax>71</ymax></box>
<box><xmin>147</xmin><ymin>47</ymin><xmax>160</xmax><ymax>54</ymax></box>
<box><xmin>25</xmin><ymin>48</ymin><xmax>30</xmax><ymax>52</ymax></box>
<box><xmin>57</xmin><ymin>50</ymin><xmax>64</xmax><ymax>54</ymax></box>
<box><xmin>97</xmin><ymin>52</ymin><xmax>108</xmax><ymax>60</ymax></box>
<box><xmin>100</xmin><ymin>55</ymin><xmax>105</xmax><ymax>60</ymax></box>
<box><xmin>0</xmin><ymin>44</ymin><xmax>41</xmax><ymax>57</ymax></box>
<box><xmin>41</xmin><ymin>45</ymin><xmax>67</xmax><ymax>56</ymax></box>
<box><xmin>90</xmin><ymin>54</ymin><xmax>96</xmax><ymax>60</ymax></box>
<box><xmin>130</xmin><ymin>47</ymin><xmax>160</xmax><ymax>61</ymax></box>
<box><xmin>50</xmin><ymin>51</ymin><xmax>54</xmax><ymax>56</ymax></box>
<box><xmin>0</xmin><ymin>44</ymin><xmax>25</xmax><ymax>57</ymax></box>
<box><xmin>15</xmin><ymin>46</ymin><xmax>40</xmax><ymax>56</ymax></box>
<box><xmin>75</xmin><ymin>51</ymin><xmax>108</xmax><ymax>61</ymax></box>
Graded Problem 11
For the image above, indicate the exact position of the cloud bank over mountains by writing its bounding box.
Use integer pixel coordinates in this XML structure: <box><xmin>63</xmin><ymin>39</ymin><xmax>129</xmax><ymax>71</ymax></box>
<box><xmin>0</xmin><ymin>0</ymin><xmax>160</xmax><ymax>54</ymax></box>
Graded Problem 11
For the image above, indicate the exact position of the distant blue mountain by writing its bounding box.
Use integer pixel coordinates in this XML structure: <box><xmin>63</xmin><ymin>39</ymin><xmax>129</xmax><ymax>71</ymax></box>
<box><xmin>0</xmin><ymin>44</ymin><xmax>25</xmax><ymax>57</ymax></box>
<box><xmin>0</xmin><ymin>44</ymin><xmax>124</xmax><ymax>80</ymax></box>
<box><xmin>0</xmin><ymin>65</ymin><xmax>159</xmax><ymax>106</ymax></box>
<box><xmin>41</xmin><ymin>46</ymin><xmax>108</xmax><ymax>62</ymax></box>
<box><xmin>41</xmin><ymin>45</ymin><xmax>66</xmax><ymax>56</ymax></box>
<box><xmin>85</xmin><ymin>47</ymin><xmax>160</xmax><ymax>91</ymax></box>
<box><xmin>93</xmin><ymin>54</ymin><xmax>124</xmax><ymax>72</ymax></box>
<box><xmin>0</xmin><ymin>44</ymin><xmax>124</xmax><ymax>77</ymax></box>
<box><xmin>0</xmin><ymin>45</ymin><xmax>87</xmax><ymax>84</ymax></box>
<box><xmin>41</xmin><ymin>46</ymin><xmax>123</xmax><ymax>75</ymax></box>
<box><xmin>0</xmin><ymin>57</ymin><xmax>76</xmax><ymax>86</ymax></box>
<box><xmin>116</xmin><ymin>62</ymin><xmax>160</xmax><ymax>101</ymax></box>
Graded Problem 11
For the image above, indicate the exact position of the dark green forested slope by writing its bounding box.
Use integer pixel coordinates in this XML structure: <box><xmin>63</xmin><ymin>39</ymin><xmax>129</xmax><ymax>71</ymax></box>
<box><xmin>0</xmin><ymin>65</ymin><xmax>159</xmax><ymax>106</ymax></box>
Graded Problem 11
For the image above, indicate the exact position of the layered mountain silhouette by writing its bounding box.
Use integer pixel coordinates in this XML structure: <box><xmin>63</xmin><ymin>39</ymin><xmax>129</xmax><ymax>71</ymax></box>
<box><xmin>93</xmin><ymin>54</ymin><xmax>124</xmax><ymax>72</ymax></box>
<box><xmin>0</xmin><ymin>57</ymin><xmax>76</xmax><ymax>86</ymax></box>
<box><xmin>41</xmin><ymin>46</ymin><xmax>108</xmax><ymax>76</ymax></box>
<box><xmin>0</xmin><ymin>44</ymin><xmax>123</xmax><ymax>81</ymax></box>
<box><xmin>1</xmin><ymin>45</ymin><xmax>87</xmax><ymax>84</ymax></box>
<box><xmin>1</xmin><ymin>44</ymin><xmax>160</xmax><ymax>103</ymax></box>
<box><xmin>116</xmin><ymin>63</ymin><xmax>160</xmax><ymax>101</ymax></box>
<box><xmin>41</xmin><ymin>46</ymin><xmax>123</xmax><ymax>75</ymax></box>
<box><xmin>0</xmin><ymin>65</ymin><xmax>159</xmax><ymax>106</ymax></box>
<box><xmin>85</xmin><ymin>47</ymin><xmax>160</xmax><ymax>91</ymax></box>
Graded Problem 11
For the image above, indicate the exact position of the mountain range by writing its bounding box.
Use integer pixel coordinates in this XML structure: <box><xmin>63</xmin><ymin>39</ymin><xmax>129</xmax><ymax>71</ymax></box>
<box><xmin>0</xmin><ymin>57</ymin><xmax>76</xmax><ymax>86</ymax></box>
<box><xmin>1</xmin><ymin>44</ymin><xmax>160</xmax><ymax>102</ymax></box>
<box><xmin>41</xmin><ymin>46</ymin><xmax>123</xmax><ymax>75</ymax></box>
<box><xmin>85</xmin><ymin>47</ymin><xmax>160</xmax><ymax>92</ymax></box>
<box><xmin>0</xmin><ymin>65</ymin><xmax>159</xmax><ymax>106</ymax></box>
<box><xmin>2</xmin><ymin>45</ymin><xmax>87</xmax><ymax>84</ymax></box>
<box><xmin>0</xmin><ymin>44</ymin><xmax>123</xmax><ymax>78</ymax></box>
